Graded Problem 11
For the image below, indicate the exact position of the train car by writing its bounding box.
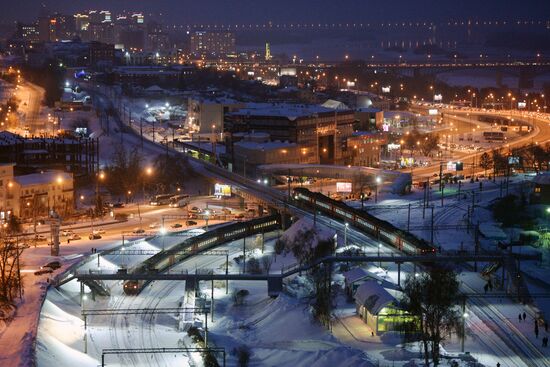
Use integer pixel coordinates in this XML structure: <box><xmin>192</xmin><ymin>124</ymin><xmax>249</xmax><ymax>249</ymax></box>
<box><xmin>123</xmin><ymin>215</ymin><xmax>281</xmax><ymax>295</ymax></box>
<box><xmin>293</xmin><ymin>188</ymin><xmax>435</xmax><ymax>255</ymax></box>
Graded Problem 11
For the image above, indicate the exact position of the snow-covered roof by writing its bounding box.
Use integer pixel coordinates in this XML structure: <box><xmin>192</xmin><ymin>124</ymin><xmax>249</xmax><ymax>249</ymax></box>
<box><xmin>144</xmin><ymin>85</ymin><xmax>165</xmax><ymax>92</ymax></box>
<box><xmin>354</xmin><ymin>281</ymin><xmax>396</xmax><ymax>315</ymax></box>
<box><xmin>343</xmin><ymin>268</ymin><xmax>370</xmax><ymax>284</ymax></box>
<box><xmin>479</xmin><ymin>223</ymin><xmax>508</xmax><ymax>241</ymax></box>
<box><xmin>14</xmin><ymin>171</ymin><xmax>72</xmax><ymax>187</ymax></box>
<box><xmin>230</xmin><ymin>103</ymin><xmax>349</xmax><ymax>121</ymax></box>
<box><xmin>322</xmin><ymin>99</ymin><xmax>349</xmax><ymax>110</ymax></box>
<box><xmin>533</xmin><ymin>173</ymin><xmax>550</xmax><ymax>185</ymax></box>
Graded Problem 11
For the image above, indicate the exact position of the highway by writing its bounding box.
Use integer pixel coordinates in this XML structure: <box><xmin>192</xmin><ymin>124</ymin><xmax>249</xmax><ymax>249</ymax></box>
<box><xmin>409</xmin><ymin>106</ymin><xmax>550</xmax><ymax>179</ymax></box>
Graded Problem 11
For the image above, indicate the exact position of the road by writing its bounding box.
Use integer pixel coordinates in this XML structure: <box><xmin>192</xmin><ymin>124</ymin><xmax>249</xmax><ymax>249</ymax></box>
<box><xmin>410</xmin><ymin>108</ymin><xmax>550</xmax><ymax>179</ymax></box>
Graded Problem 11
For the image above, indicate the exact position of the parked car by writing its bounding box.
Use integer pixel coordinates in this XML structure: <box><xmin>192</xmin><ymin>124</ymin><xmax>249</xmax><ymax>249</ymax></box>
<box><xmin>149</xmin><ymin>223</ymin><xmax>159</xmax><ymax>229</ymax></box>
<box><xmin>234</xmin><ymin>213</ymin><xmax>245</xmax><ymax>220</ymax></box>
<box><xmin>189</xmin><ymin>206</ymin><xmax>202</xmax><ymax>214</ymax></box>
<box><xmin>171</xmin><ymin>223</ymin><xmax>183</xmax><ymax>228</ymax></box>
<box><xmin>61</xmin><ymin>230</ymin><xmax>73</xmax><ymax>237</ymax></box>
<box><xmin>44</xmin><ymin>261</ymin><xmax>61</xmax><ymax>270</ymax></box>
<box><xmin>132</xmin><ymin>228</ymin><xmax>146</xmax><ymax>234</ymax></box>
<box><xmin>112</xmin><ymin>202</ymin><xmax>125</xmax><ymax>208</ymax></box>
<box><xmin>185</xmin><ymin>220</ymin><xmax>197</xmax><ymax>226</ymax></box>
<box><xmin>69</xmin><ymin>234</ymin><xmax>81</xmax><ymax>241</ymax></box>
<box><xmin>35</xmin><ymin>234</ymin><xmax>47</xmax><ymax>241</ymax></box>
<box><xmin>93</xmin><ymin>229</ymin><xmax>106</xmax><ymax>235</ymax></box>
<box><xmin>89</xmin><ymin>233</ymin><xmax>102</xmax><ymax>240</ymax></box>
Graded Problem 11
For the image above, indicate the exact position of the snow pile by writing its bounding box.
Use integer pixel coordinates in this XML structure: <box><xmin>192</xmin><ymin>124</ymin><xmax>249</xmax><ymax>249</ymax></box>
<box><xmin>36</xmin><ymin>289</ymin><xmax>98</xmax><ymax>367</ymax></box>
<box><xmin>211</xmin><ymin>292</ymin><xmax>375</xmax><ymax>367</ymax></box>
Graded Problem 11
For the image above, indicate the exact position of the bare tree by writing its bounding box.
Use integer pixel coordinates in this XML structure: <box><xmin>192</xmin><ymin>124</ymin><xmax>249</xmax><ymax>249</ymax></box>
<box><xmin>0</xmin><ymin>235</ymin><xmax>24</xmax><ymax>306</ymax></box>
<box><xmin>479</xmin><ymin>152</ymin><xmax>492</xmax><ymax>177</ymax></box>
<box><xmin>400</xmin><ymin>267</ymin><xmax>462</xmax><ymax>366</ymax></box>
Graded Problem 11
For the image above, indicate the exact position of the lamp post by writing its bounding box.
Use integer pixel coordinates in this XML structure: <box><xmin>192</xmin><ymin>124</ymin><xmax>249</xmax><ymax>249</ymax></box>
<box><xmin>378</xmin><ymin>243</ymin><xmax>382</xmax><ymax>267</ymax></box>
<box><xmin>95</xmin><ymin>172</ymin><xmax>105</xmax><ymax>216</ymax></box>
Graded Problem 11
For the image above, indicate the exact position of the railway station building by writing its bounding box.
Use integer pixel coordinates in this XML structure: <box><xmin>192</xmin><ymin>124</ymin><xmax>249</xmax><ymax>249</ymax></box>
<box><xmin>353</xmin><ymin>281</ymin><xmax>412</xmax><ymax>335</ymax></box>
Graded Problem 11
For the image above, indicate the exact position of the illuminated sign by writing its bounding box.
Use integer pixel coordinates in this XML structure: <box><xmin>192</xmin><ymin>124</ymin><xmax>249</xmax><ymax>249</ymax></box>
<box><xmin>336</xmin><ymin>182</ymin><xmax>352</xmax><ymax>193</ymax></box>
<box><xmin>400</xmin><ymin>157</ymin><xmax>415</xmax><ymax>167</ymax></box>
<box><xmin>434</xmin><ymin>94</ymin><xmax>443</xmax><ymax>102</ymax></box>
<box><xmin>518</xmin><ymin>102</ymin><xmax>527</xmax><ymax>109</ymax></box>
<box><xmin>508</xmin><ymin>156</ymin><xmax>520</xmax><ymax>165</ymax></box>
<box><xmin>381</xmin><ymin>86</ymin><xmax>391</xmax><ymax>93</ymax></box>
<box><xmin>428</xmin><ymin>109</ymin><xmax>439</xmax><ymax>116</ymax></box>
<box><xmin>214</xmin><ymin>184</ymin><xmax>231</xmax><ymax>197</ymax></box>
<box><xmin>446</xmin><ymin>161</ymin><xmax>464</xmax><ymax>171</ymax></box>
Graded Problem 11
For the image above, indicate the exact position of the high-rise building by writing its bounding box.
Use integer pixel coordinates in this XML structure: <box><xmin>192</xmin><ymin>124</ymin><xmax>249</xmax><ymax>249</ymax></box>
<box><xmin>189</xmin><ymin>31</ymin><xmax>235</xmax><ymax>58</ymax></box>
<box><xmin>74</xmin><ymin>13</ymin><xmax>90</xmax><ymax>33</ymax></box>
<box><xmin>146</xmin><ymin>21</ymin><xmax>170</xmax><ymax>52</ymax></box>
<box><xmin>37</xmin><ymin>16</ymin><xmax>56</xmax><ymax>42</ymax></box>
<box><xmin>16</xmin><ymin>23</ymin><xmax>40</xmax><ymax>43</ymax></box>
<box><xmin>265</xmin><ymin>42</ymin><xmax>272</xmax><ymax>61</ymax></box>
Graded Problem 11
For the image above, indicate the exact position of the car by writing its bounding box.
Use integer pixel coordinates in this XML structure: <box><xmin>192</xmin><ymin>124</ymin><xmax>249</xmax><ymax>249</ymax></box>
<box><xmin>69</xmin><ymin>234</ymin><xmax>81</xmax><ymax>241</ymax></box>
<box><xmin>189</xmin><ymin>206</ymin><xmax>202</xmax><ymax>214</ymax></box>
<box><xmin>171</xmin><ymin>223</ymin><xmax>183</xmax><ymax>228</ymax></box>
<box><xmin>89</xmin><ymin>233</ymin><xmax>102</xmax><ymax>240</ymax></box>
<box><xmin>35</xmin><ymin>234</ymin><xmax>47</xmax><ymax>241</ymax></box>
<box><xmin>188</xmin><ymin>213</ymin><xmax>198</xmax><ymax>219</ymax></box>
<box><xmin>44</xmin><ymin>261</ymin><xmax>61</xmax><ymax>270</ymax></box>
<box><xmin>112</xmin><ymin>202</ymin><xmax>125</xmax><ymax>208</ymax></box>
<box><xmin>61</xmin><ymin>230</ymin><xmax>74</xmax><ymax>237</ymax></box>
<box><xmin>132</xmin><ymin>228</ymin><xmax>146</xmax><ymax>234</ymax></box>
<box><xmin>34</xmin><ymin>268</ymin><xmax>53</xmax><ymax>276</ymax></box>
<box><xmin>222</xmin><ymin>208</ymin><xmax>232</xmax><ymax>215</ymax></box>
<box><xmin>148</xmin><ymin>223</ymin><xmax>159</xmax><ymax>229</ymax></box>
<box><xmin>185</xmin><ymin>220</ymin><xmax>197</xmax><ymax>226</ymax></box>
<box><xmin>93</xmin><ymin>229</ymin><xmax>106</xmax><ymax>235</ymax></box>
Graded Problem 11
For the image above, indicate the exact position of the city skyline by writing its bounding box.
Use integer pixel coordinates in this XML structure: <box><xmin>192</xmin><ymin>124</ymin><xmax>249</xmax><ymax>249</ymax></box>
<box><xmin>3</xmin><ymin>0</ymin><xmax>550</xmax><ymax>23</ymax></box>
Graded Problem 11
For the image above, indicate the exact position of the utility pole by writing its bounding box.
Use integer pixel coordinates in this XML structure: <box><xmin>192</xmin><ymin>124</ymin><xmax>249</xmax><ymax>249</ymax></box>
<box><xmin>407</xmin><ymin>204</ymin><xmax>411</xmax><ymax>232</ymax></box>
<box><xmin>242</xmin><ymin>237</ymin><xmax>246</xmax><ymax>274</ymax></box>
<box><xmin>430</xmin><ymin>205</ymin><xmax>435</xmax><ymax>246</ymax></box>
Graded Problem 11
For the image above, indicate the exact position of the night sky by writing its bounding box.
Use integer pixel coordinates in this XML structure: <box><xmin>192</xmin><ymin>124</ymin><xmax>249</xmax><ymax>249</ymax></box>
<box><xmin>2</xmin><ymin>0</ymin><xmax>550</xmax><ymax>23</ymax></box>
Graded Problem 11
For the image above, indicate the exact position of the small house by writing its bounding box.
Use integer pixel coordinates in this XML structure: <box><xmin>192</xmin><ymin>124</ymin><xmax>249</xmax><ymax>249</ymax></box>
<box><xmin>354</xmin><ymin>281</ymin><xmax>411</xmax><ymax>335</ymax></box>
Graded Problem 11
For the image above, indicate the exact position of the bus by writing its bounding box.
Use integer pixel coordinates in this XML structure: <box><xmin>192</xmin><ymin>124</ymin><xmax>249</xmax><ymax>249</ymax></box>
<box><xmin>150</xmin><ymin>194</ymin><xmax>172</xmax><ymax>206</ymax></box>
<box><xmin>169</xmin><ymin>194</ymin><xmax>190</xmax><ymax>208</ymax></box>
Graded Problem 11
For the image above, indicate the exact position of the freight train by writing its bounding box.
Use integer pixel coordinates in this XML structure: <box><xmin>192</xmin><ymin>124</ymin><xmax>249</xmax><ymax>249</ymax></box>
<box><xmin>293</xmin><ymin>188</ymin><xmax>435</xmax><ymax>255</ymax></box>
<box><xmin>123</xmin><ymin>215</ymin><xmax>281</xmax><ymax>294</ymax></box>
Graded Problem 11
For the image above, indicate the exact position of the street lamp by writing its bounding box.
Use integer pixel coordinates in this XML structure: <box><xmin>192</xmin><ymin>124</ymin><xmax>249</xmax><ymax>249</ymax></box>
<box><xmin>461</xmin><ymin>311</ymin><xmax>469</xmax><ymax>352</ymax></box>
<box><xmin>95</xmin><ymin>172</ymin><xmax>105</xmax><ymax>216</ymax></box>
<box><xmin>378</xmin><ymin>243</ymin><xmax>382</xmax><ymax>267</ymax></box>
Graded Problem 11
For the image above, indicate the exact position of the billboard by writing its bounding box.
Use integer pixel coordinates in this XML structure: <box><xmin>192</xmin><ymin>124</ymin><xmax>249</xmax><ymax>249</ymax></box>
<box><xmin>381</xmin><ymin>86</ymin><xmax>391</xmax><ymax>93</ymax></box>
<box><xmin>508</xmin><ymin>156</ymin><xmax>520</xmax><ymax>165</ymax></box>
<box><xmin>518</xmin><ymin>102</ymin><xmax>527</xmax><ymax>109</ymax></box>
<box><xmin>446</xmin><ymin>161</ymin><xmax>464</xmax><ymax>171</ymax></box>
<box><xmin>428</xmin><ymin>109</ymin><xmax>439</xmax><ymax>116</ymax></box>
<box><xmin>214</xmin><ymin>184</ymin><xmax>231</xmax><ymax>197</ymax></box>
<box><xmin>434</xmin><ymin>94</ymin><xmax>443</xmax><ymax>101</ymax></box>
<box><xmin>336</xmin><ymin>182</ymin><xmax>352</xmax><ymax>193</ymax></box>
